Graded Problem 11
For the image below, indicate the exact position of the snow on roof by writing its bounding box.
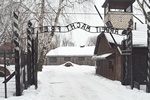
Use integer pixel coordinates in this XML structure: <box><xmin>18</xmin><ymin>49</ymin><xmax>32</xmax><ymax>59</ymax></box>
<box><xmin>132</xmin><ymin>23</ymin><xmax>147</xmax><ymax>47</ymax></box>
<box><xmin>46</xmin><ymin>46</ymin><xmax>95</xmax><ymax>56</ymax></box>
<box><xmin>104</xmin><ymin>24</ymin><xmax>147</xmax><ymax>47</ymax></box>
<box><xmin>136</xmin><ymin>24</ymin><xmax>147</xmax><ymax>31</ymax></box>
<box><xmin>104</xmin><ymin>33</ymin><xmax>126</xmax><ymax>45</ymax></box>
<box><xmin>132</xmin><ymin>30</ymin><xmax>147</xmax><ymax>47</ymax></box>
<box><xmin>92</xmin><ymin>53</ymin><xmax>113</xmax><ymax>60</ymax></box>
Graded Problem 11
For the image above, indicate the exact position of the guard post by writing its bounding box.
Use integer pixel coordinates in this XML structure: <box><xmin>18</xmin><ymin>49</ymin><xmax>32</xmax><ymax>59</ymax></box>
<box><xmin>27</xmin><ymin>20</ymin><xmax>38</xmax><ymax>88</ymax></box>
<box><xmin>13</xmin><ymin>11</ymin><xmax>24</xmax><ymax>96</ymax></box>
<box><xmin>27</xmin><ymin>20</ymin><xmax>33</xmax><ymax>86</ymax></box>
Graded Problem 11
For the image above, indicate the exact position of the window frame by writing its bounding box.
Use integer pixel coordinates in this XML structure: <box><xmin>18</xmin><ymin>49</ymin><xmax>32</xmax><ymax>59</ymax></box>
<box><xmin>49</xmin><ymin>57</ymin><xmax>57</xmax><ymax>63</ymax></box>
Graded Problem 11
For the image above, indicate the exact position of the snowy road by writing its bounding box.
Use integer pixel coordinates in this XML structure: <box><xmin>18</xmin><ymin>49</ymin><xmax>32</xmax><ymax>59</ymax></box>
<box><xmin>1</xmin><ymin>64</ymin><xmax>150</xmax><ymax>100</ymax></box>
<box><xmin>37</xmin><ymin>65</ymin><xmax>150</xmax><ymax>100</ymax></box>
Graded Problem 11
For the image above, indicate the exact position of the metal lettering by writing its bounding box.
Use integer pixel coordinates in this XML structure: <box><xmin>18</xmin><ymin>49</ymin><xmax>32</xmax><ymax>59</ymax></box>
<box><xmin>81</xmin><ymin>24</ymin><xmax>86</xmax><ymax>30</ymax></box>
<box><xmin>77</xmin><ymin>22</ymin><xmax>80</xmax><ymax>28</ymax></box>
<box><xmin>70</xmin><ymin>23</ymin><xmax>76</xmax><ymax>30</ymax></box>
<box><xmin>86</xmin><ymin>25</ymin><xmax>91</xmax><ymax>32</ymax></box>
<box><xmin>44</xmin><ymin>26</ymin><xmax>48</xmax><ymax>32</ymax></box>
<box><xmin>35</xmin><ymin>22</ymin><xmax>119</xmax><ymax>33</ymax></box>
<box><xmin>51</xmin><ymin>26</ymin><xmax>55</xmax><ymax>32</ymax></box>
<box><xmin>95</xmin><ymin>27</ymin><xmax>99</xmax><ymax>33</ymax></box>
<box><xmin>66</xmin><ymin>25</ymin><xmax>70</xmax><ymax>31</ymax></box>
<box><xmin>58</xmin><ymin>26</ymin><xmax>61</xmax><ymax>32</ymax></box>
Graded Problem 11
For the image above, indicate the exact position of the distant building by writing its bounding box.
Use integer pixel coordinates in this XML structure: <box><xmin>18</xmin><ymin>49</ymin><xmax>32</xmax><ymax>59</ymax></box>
<box><xmin>0</xmin><ymin>42</ymin><xmax>14</xmax><ymax>64</ymax></box>
<box><xmin>46</xmin><ymin>46</ymin><xmax>95</xmax><ymax>66</ymax></box>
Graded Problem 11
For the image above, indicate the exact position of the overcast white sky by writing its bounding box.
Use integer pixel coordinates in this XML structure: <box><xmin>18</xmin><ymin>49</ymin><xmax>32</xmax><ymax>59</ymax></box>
<box><xmin>60</xmin><ymin>0</ymin><xmax>104</xmax><ymax>46</ymax></box>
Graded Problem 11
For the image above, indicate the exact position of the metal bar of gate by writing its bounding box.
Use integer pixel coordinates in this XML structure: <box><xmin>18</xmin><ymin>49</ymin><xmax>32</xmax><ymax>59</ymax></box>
<box><xmin>35</xmin><ymin>30</ymin><xmax>38</xmax><ymax>89</ymax></box>
<box><xmin>27</xmin><ymin>20</ymin><xmax>34</xmax><ymax>86</ymax></box>
<box><xmin>32</xmin><ymin>30</ymin><xmax>35</xmax><ymax>85</ymax></box>
<box><xmin>27</xmin><ymin>27</ymin><xmax>32</xmax><ymax>86</ymax></box>
<box><xmin>4</xmin><ymin>50</ymin><xmax>7</xmax><ymax>98</ymax></box>
<box><xmin>147</xmin><ymin>11</ymin><xmax>150</xmax><ymax>92</ymax></box>
<box><xmin>126</xmin><ymin>29</ymin><xmax>133</xmax><ymax>89</ymax></box>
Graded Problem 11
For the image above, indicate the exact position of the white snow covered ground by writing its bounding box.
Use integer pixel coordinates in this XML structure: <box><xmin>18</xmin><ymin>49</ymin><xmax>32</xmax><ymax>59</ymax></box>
<box><xmin>0</xmin><ymin>64</ymin><xmax>150</xmax><ymax>100</ymax></box>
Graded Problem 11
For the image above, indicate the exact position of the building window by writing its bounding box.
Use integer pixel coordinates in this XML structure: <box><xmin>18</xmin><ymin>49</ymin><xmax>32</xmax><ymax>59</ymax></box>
<box><xmin>109</xmin><ymin>60</ymin><xmax>114</xmax><ymax>70</ymax></box>
<box><xmin>78</xmin><ymin>57</ymin><xmax>85</xmax><ymax>61</ymax></box>
<box><xmin>49</xmin><ymin>57</ymin><xmax>57</xmax><ymax>63</ymax></box>
<box><xmin>64</xmin><ymin>57</ymin><xmax>71</xmax><ymax>61</ymax></box>
<box><xmin>110</xmin><ymin>9</ymin><xmax>124</xmax><ymax>12</ymax></box>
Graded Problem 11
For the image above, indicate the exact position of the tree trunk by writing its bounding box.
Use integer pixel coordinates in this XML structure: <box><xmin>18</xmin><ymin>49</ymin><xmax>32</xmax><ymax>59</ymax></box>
<box><xmin>37</xmin><ymin>50</ymin><xmax>45</xmax><ymax>71</ymax></box>
<box><xmin>37</xmin><ymin>0</ymin><xmax>63</xmax><ymax>71</ymax></box>
<box><xmin>37</xmin><ymin>57</ymin><xmax>44</xmax><ymax>71</ymax></box>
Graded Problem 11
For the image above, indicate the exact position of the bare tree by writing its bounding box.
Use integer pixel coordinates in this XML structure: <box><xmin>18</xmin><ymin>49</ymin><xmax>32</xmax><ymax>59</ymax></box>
<box><xmin>35</xmin><ymin>0</ymin><xmax>93</xmax><ymax>70</ymax></box>
<box><xmin>0</xmin><ymin>0</ymin><xmax>35</xmax><ymax>49</ymax></box>
<box><xmin>136</xmin><ymin>0</ymin><xmax>150</xmax><ymax>23</ymax></box>
<box><xmin>0</xmin><ymin>0</ymin><xmax>14</xmax><ymax>44</ymax></box>
<box><xmin>0</xmin><ymin>0</ymin><xmax>93</xmax><ymax>71</ymax></box>
<box><xmin>62</xmin><ymin>36</ymin><xmax>75</xmax><ymax>46</ymax></box>
<box><xmin>50</xmin><ymin>34</ymin><xmax>61</xmax><ymax>49</ymax></box>
<box><xmin>86</xmin><ymin>36</ymin><xmax>97</xmax><ymax>46</ymax></box>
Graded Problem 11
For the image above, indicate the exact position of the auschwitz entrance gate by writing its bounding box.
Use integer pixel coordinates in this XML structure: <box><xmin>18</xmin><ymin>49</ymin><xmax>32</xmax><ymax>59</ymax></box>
<box><xmin>2</xmin><ymin>10</ymin><xmax>150</xmax><ymax>98</ymax></box>
<box><xmin>3</xmin><ymin>11</ymin><xmax>112</xmax><ymax>97</ymax></box>
<box><xmin>12</xmin><ymin>15</ymin><xmax>119</xmax><ymax>96</ymax></box>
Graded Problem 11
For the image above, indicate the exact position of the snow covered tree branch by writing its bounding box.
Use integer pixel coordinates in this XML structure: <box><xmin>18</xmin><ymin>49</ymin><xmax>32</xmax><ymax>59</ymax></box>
<box><xmin>136</xmin><ymin>0</ymin><xmax>150</xmax><ymax>23</ymax></box>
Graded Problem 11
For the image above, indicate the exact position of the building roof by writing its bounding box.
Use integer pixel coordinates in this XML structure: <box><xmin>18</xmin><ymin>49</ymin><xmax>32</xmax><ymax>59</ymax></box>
<box><xmin>94</xmin><ymin>32</ymin><xmax>125</xmax><ymax>55</ymax></box>
<box><xmin>102</xmin><ymin>0</ymin><xmax>135</xmax><ymax>9</ymax></box>
<box><xmin>132</xmin><ymin>24</ymin><xmax>147</xmax><ymax>47</ymax></box>
<box><xmin>46</xmin><ymin>46</ymin><xmax>95</xmax><ymax>57</ymax></box>
<box><xmin>92</xmin><ymin>53</ymin><xmax>113</xmax><ymax>60</ymax></box>
<box><xmin>105</xmin><ymin>23</ymin><xmax>147</xmax><ymax>47</ymax></box>
<box><xmin>94</xmin><ymin>23</ymin><xmax>147</xmax><ymax>54</ymax></box>
<box><xmin>104</xmin><ymin>33</ymin><xmax>126</xmax><ymax>45</ymax></box>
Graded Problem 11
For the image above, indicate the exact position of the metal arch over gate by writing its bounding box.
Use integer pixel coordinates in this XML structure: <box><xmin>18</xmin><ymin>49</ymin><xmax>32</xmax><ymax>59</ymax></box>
<box><xmin>34</xmin><ymin>22</ymin><xmax>119</xmax><ymax>34</ymax></box>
